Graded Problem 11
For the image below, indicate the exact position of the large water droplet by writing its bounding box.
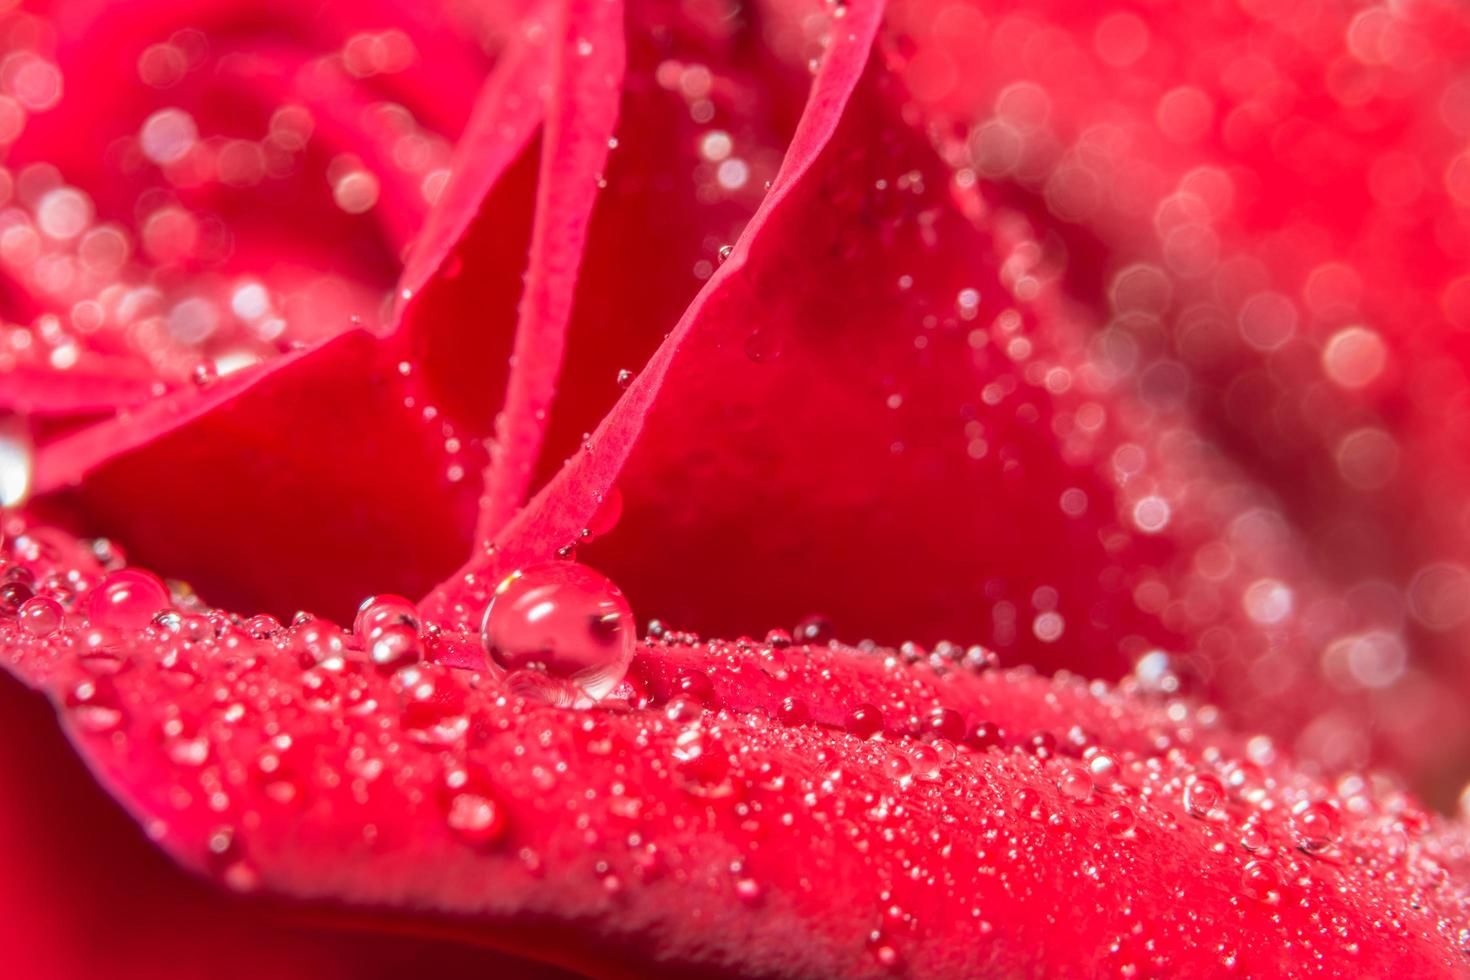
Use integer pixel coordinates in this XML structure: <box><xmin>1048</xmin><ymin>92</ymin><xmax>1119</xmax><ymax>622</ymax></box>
<box><xmin>86</xmin><ymin>569</ymin><xmax>169</xmax><ymax>630</ymax></box>
<box><xmin>480</xmin><ymin>561</ymin><xmax>634</xmax><ymax>703</ymax></box>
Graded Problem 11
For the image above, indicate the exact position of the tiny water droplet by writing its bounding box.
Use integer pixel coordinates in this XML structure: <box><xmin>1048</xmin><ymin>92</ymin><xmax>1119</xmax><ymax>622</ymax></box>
<box><xmin>717</xmin><ymin>244</ymin><xmax>733</xmax><ymax>264</ymax></box>
<box><xmin>615</xmin><ymin>369</ymin><xmax>633</xmax><ymax>389</ymax></box>
<box><xmin>744</xmin><ymin>328</ymin><xmax>783</xmax><ymax>364</ymax></box>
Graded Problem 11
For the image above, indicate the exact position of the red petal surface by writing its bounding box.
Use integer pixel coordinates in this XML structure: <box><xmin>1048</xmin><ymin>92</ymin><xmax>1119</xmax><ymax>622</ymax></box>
<box><xmin>4</xmin><ymin>562</ymin><xmax>1470</xmax><ymax>976</ymax></box>
<box><xmin>5</xmin><ymin>0</ymin><xmax>1470</xmax><ymax>975</ymax></box>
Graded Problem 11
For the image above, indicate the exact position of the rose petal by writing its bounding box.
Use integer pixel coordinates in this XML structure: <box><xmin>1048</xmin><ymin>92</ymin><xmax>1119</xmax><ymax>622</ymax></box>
<box><xmin>3</xmin><ymin>587</ymin><xmax>1468</xmax><ymax>976</ymax></box>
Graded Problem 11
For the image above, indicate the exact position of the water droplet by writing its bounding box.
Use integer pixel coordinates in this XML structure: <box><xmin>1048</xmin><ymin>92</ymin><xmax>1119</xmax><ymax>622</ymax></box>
<box><xmin>354</xmin><ymin>594</ymin><xmax>419</xmax><ymax>642</ymax></box>
<box><xmin>244</xmin><ymin>614</ymin><xmax>283</xmax><ymax>639</ymax></box>
<box><xmin>445</xmin><ymin>791</ymin><xmax>506</xmax><ymax>845</ymax></box>
<box><xmin>844</xmin><ymin>703</ymin><xmax>884</xmax><ymax>739</ymax></box>
<box><xmin>925</xmin><ymin>707</ymin><xmax>966</xmax><ymax>742</ymax></box>
<box><xmin>1027</xmin><ymin>731</ymin><xmax>1058</xmax><ymax>759</ymax></box>
<box><xmin>292</xmin><ymin>619</ymin><xmax>348</xmax><ymax>670</ymax></box>
<box><xmin>968</xmin><ymin>720</ymin><xmax>1005</xmax><ymax>751</ymax></box>
<box><xmin>1084</xmin><ymin>749</ymin><xmax>1122</xmax><ymax>788</ymax></box>
<box><xmin>794</xmin><ymin>614</ymin><xmax>834</xmax><ymax>644</ymax></box>
<box><xmin>717</xmin><ymin>243</ymin><xmax>734</xmax><ymax>264</ymax></box>
<box><xmin>17</xmin><ymin>595</ymin><xmax>62</xmax><ymax>636</ymax></box>
<box><xmin>615</xmin><ymin>369</ymin><xmax>633</xmax><ymax>389</ymax></box>
<box><xmin>1240</xmin><ymin>860</ymin><xmax>1282</xmax><ymax>903</ymax></box>
<box><xmin>1057</xmin><ymin>766</ymin><xmax>1093</xmax><ymax>802</ymax></box>
<box><xmin>1012</xmin><ymin>786</ymin><xmax>1042</xmax><ymax>819</ymax></box>
<box><xmin>1184</xmin><ymin>774</ymin><xmax>1224</xmax><ymax>818</ymax></box>
<box><xmin>1105</xmin><ymin>804</ymin><xmax>1136</xmax><ymax>837</ymax></box>
<box><xmin>86</xmin><ymin>569</ymin><xmax>169</xmax><ymax>630</ymax></box>
<box><xmin>1290</xmin><ymin>800</ymin><xmax>1341</xmax><ymax>854</ymax></box>
<box><xmin>671</xmin><ymin>729</ymin><xmax>734</xmax><ymax>798</ymax></box>
<box><xmin>481</xmin><ymin>562</ymin><xmax>634</xmax><ymax>703</ymax></box>
<box><xmin>190</xmin><ymin>360</ymin><xmax>218</xmax><ymax>386</ymax></box>
<box><xmin>909</xmin><ymin>743</ymin><xmax>942</xmax><ymax>781</ymax></box>
<box><xmin>676</xmin><ymin>668</ymin><xmax>718</xmax><ymax>707</ymax></box>
<box><xmin>370</xmin><ymin>623</ymin><xmax>422</xmax><ymax>673</ymax></box>
<box><xmin>776</xmin><ymin>696</ymin><xmax>809</xmax><ymax>726</ymax></box>
<box><xmin>0</xmin><ymin>581</ymin><xmax>33</xmax><ymax>617</ymax></box>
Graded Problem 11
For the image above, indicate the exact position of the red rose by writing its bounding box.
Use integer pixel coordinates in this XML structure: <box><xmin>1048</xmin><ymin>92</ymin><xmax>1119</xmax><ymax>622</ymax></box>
<box><xmin>4</xmin><ymin>0</ymin><xmax>1470</xmax><ymax>976</ymax></box>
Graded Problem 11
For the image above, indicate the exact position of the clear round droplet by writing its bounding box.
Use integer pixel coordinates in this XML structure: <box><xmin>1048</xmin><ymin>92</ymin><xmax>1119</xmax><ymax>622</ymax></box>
<box><xmin>480</xmin><ymin>561</ymin><xmax>634</xmax><ymax>703</ymax></box>
<box><xmin>1240</xmin><ymin>860</ymin><xmax>1282</xmax><ymax>903</ymax></box>
<box><xmin>86</xmin><ymin>569</ymin><xmax>169</xmax><ymax>630</ymax></box>
<box><xmin>1183</xmin><ymin>773</ymin><xmax>1224</xmax><ymax>818</ymax></box>
<box><xmin>17</xmin><ymin>594</ymin><xmax>62</xmax><ymax>636</ymax></box>
<box><xmin>1291</xmin><ymin>800</ymin><xmax>1341</xmax><ymax>854</ymax></box>
<box><xmin>1105</xmin><ymin>804</ymin><xmax>1136</xmax><ymax>837</ymax></box>
<box><xmin>354</xmin><ymin>593</ymin><xmax>420</xmax><ymax>643</ymax></box>
<box><xmin>909</xmin><ymin>744</ymin><xmax>942</xmax><ymax>781</ymax></box>
<box><xmin>1057</xmin><ymin>766</ymin><xmax>1094</xmax><ymax>802</ymax></box>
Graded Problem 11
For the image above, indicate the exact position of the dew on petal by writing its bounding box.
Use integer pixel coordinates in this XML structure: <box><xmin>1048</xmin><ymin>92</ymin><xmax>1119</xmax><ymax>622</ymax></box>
<box><xmin>1290</xmin><ymin>800</ymin><xmax>1341</xmax><ymax>854</ymax></box>
<box><xmin>85</xmin><ymin>569</ymin><xmax>169</xmax><ymax>630</ymax></box>
<box><xmin>481</xmin><ymin>562</ymin><xmax>634</xmax><ymax>703</ymax></box>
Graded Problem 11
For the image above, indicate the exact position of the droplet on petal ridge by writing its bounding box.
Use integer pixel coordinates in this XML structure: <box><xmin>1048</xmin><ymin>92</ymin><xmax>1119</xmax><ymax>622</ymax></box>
<box><xmin>481</xmin><ymin>562</ymin><xmax>634</xmax><ymax>703</ymax></box>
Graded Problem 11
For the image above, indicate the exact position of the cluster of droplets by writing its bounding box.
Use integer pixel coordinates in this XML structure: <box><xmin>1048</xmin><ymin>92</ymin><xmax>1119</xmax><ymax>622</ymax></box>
<box><xmin>4</xmin><ymin>512</ymin><xmax>1470</xmax><ymax>972</ymax></box>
